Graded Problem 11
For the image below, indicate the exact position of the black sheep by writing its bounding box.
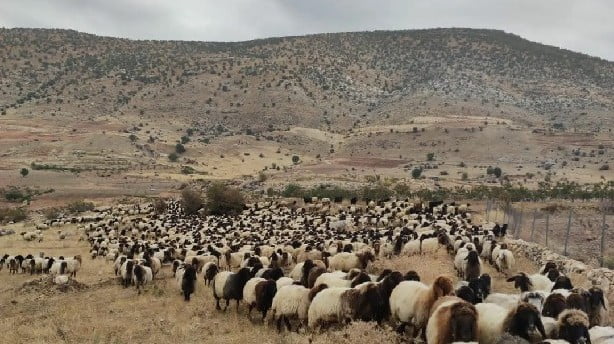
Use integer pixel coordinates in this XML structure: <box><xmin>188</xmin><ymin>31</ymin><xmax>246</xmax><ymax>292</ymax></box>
<box><xmin>181</xmin><ymin>264</ymin><xmax>197</xmax><ymax>301</ymax></box>
<box><xmin>252</xmin><ymin>280</ymin><xmax>277</xmax><ymax>321</ymax></box>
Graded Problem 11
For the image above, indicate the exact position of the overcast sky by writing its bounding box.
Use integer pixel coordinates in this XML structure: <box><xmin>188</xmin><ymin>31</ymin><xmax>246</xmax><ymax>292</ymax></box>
<box><xmin>1</xmin><ymin>0</ymin><xmax>612</xmax><ymax>61</ymax></box>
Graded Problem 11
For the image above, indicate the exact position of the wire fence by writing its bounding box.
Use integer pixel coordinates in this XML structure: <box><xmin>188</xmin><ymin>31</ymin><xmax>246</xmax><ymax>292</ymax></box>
<box><xmin>483</xmin><ymin>199</ymin><xmax>614</xmax><ymax>268</ymax></box>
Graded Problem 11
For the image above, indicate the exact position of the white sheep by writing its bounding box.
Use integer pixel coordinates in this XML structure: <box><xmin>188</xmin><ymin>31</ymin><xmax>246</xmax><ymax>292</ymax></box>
<box><xmin>242</xmin><ymin>277</ymin><xmax>266</xmax><ymax>315</ymax></box>
<box><xmin>270</xmin><ymin>284</ymin><xmax>327</xmax><ymax>331</ymax></box>
<box><xmin>307</xmin><ymin>287</ymin><xmax>348</xmax><ymax>329</ymax></box>
<box><xmin>495</xmin><ymin>249</ymin><xmax>515</xmax><ymax>275</ymax></box>
<box><xmin>328</xmin><ymin>251</ymin><xmax>375</xmax><ymax>272</ymax></box>
<box><xmin>389</xmin><ymin>276</ymin><xmax>454</xmax><ymax>337</ymax></box>
<box><xmin>402</xmin><ymin>239</ymin><xmax>421</xmax><ymax>256</ymax></box>
<box><xmin>589</xmin><ymin>326</ymin><xmax>614</xmax><ymax>344</ymax></box>
<box><xmin>483</xmin><ymin>293</ymin><xmax>520</xmax><ymax>310</ymax></box>
<box><xmin>276</xmin><ymin>277</ymin><xmax>294</xmax><ymax>290</ymax></box>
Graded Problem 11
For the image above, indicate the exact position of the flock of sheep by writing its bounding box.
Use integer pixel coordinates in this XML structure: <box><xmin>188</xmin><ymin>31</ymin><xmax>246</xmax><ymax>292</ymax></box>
<box><xmin>4</xmin><ymin>198</ymin><xmax>614</xmax><ymax>343</ymax></box>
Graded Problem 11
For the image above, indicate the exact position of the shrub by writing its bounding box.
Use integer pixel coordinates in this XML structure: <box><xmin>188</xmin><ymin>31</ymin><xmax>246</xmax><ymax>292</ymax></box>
<box><xmin>205</xmin><ymin>183</ymin><xmax>245</xmax><ymax>216</ymax></box>
<box><xmin>292</xmin><ymin>155</ymin><xmax>300</xmax><ymax>164</ymax></box>
<box><xmin>258</xmin><ymin>172</ymin><xmax>267</xmax><ymax>182</ymax></box>
<box><xmin>43</xmin><ymin>207</ymin><xmax>61</xmax><ymax>220</ymax></box>
<box><xmin>462</xmin><ymin>172</ymin><xmax>468</xmax><ymax>180</ymax></box>
<box><xmin>282</xmin><ymin>183</ymin><xmax>304</xmax><ymax>197</ymax></box>
<box><xmin>66</xmin><ymin>200</ymin><xmax>95</xmax><ymax>214</ymax></box>
<box><xmin>20</xmin><ymin>168</ymin><xmax>29</xmax><ymax>177</ymax></box>
<box><xmin>153</xmin><ymin>198</ymin><xmax>167</xmax><ymax>214</ymax></box>
<box><xmin>181</xmin><ymin>187</ymin><xmax>203</xmax><ymax>215</ymax></box>
<box><xmin>0</xmin><ymin>207</ymin><xmax>27</xmax><ymax>223</ymax></box>
<box><xmin>493</xmin><ymin>167</ymin><xmax>502</xmax><ymax>178</ymax></box>
<box><xmin>180</xmin><ymin>136</ymin><xmax>190</xmax><ymax>144</ymax></box>
<box><xmin>181</xmin><ymin>166</ymin><xmax>196</xmax><ymax>174</ymax></box>
<box><xmin>599</xmin><ymin>164</ymin><xmax>610</xmax><ymax>171</ymax></box>
<box><xmin>411</xmin><ymin>167</ymin><xmax>422</xmax><ymax>179</ymax></box>
<box><xmin>168</xmin><ymin>152</ymin><xmax>179</xmax><ymax>162</ymax></box>
<box><xmin>129</xmin><ymin>134</ymin><xmax>138</xmax><ymax>142</ymax></box>
<box><xmin>175</xmin><ymin>143</ymin><xmax>186</xmax><ymax>154</ymax></box>
<box><xmin>3</xmin><ymin>187</ymin><xmax>28</xmax><ymax>202</ymax></box>
<box><xmin>426</xmin><ymin>152</ymin><xmax>435</xmax><ymax>161</ymax></box>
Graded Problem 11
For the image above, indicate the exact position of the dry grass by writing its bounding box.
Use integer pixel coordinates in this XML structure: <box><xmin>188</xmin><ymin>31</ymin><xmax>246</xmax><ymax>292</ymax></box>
<box><xmin>0</xmin><ymin>222</ymin><xmax>607</xmax><ymax>344</ymax></box>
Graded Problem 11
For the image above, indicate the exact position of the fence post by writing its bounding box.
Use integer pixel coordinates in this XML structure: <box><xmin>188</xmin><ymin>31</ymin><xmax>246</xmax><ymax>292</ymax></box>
<box><xmin>563</xmin><ymin>209</ymin><xmax>572</xmax><ymax>256</ymax></box>
<box><xmin>600</xmin><ymin>211</ymin><xmax>607</xmax><ymax>267</ymax></box>
<box><xmin>530</xmin><ymin>210</ymin><xmax>537</xmax><ymax>241</ymax></box>
<box><xmin>516</xmin><ymin>209</ymin><xmax>524</xmax><ymax>239</ymax></box>
<box><xmin>545</xmin><ymin>214</ymin><xmax>550</xmax><ymax>247</ymax></box>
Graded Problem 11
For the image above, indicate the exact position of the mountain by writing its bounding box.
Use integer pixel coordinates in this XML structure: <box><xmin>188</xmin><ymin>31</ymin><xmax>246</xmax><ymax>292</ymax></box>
<box><xmin>1</xmin><ymin>28</ymin><xmax>613</xmax><ymax>132</ymax></box>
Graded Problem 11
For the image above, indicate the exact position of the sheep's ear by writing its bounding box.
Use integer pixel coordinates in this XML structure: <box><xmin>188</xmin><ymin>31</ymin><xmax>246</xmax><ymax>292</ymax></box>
<box><xmin>601</xmin><ymin>294</ymin><xmax>607</xmax><ymax>309</ymax></box>
<box><xmin>535</xmin><ymin>314</ymin><xmax>546</xmax><ymax>339</ymax></box>
<box><xmin>506</xmin><ymin>276</ymin><xmax>517</xmax><ymax>283</ymax></box>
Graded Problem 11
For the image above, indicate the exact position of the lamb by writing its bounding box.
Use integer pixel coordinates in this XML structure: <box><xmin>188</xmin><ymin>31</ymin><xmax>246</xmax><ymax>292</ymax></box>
<box><xmin>132</xmin><ymin>264</ymin><xmax>153</xmax><ymax>294</ymax></box>
<box><xmin>495</xmin><ymin>249</ymin><xmax>515</xmax><ymax>276</ymax></box>
<box><xmin>507</xmin><ymin>272</ymin><xmax>555</xmax><ymax>292</ymax></box>
<box><xmin>328</xmin><ymin>251</ymin><xmax>375</xmax><ymax>272</ymax></box>
<box><xmin>212</xmin><ymin>267</ymin><xmax>253</xmax><ymax>312</ymax></box>
<box><xmin>556</xmin><ymin>309</ymin><xmax>590</xmax><ymax>344</ymax></box>
<box><xmin>389</xmin><ymin>275</ymin><xmax>454</xmax><ymax>337</ymax></box>
<box><xmin>476</xmin><ymin>302</ymin><xmax>546</xmax><ymax>344</ymax></box>
<box><xmin>426</xmin><ymin>296</ymin><xmax>478</xmax><ymax>344</ymax></box>
<box><xmin>270</xmin><ymin>284</ymin><xmax>328</xmax><ymax>332</ymax></box>
<box><xmin>181</xmin><ymin>264</ymin><xmax>197</xmax><ymax>301</ymax></box>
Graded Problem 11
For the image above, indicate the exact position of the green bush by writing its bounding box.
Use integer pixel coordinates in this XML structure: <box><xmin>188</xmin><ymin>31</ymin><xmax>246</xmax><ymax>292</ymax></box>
<box><xmin>175</xmin><ymin>143</ymin><xmax>186</xmax><ymax>154</ymax></box>
<box><xmin>43</xmin><ymin>207</ymin><xmax>61</xmax><ymax>220</ymax></box>
<box><xmin>427</xmin><ymin>153</ymin><xmax>435</xmax><ymax>161</ymax></box>
<box><xmin>411</xmin><ymin>168</ymin><xmax>422</xmax><ymax>179</ymax></box>
<box><xmin>181</xmin><ymin>188</ymin><xmax>203</xmax><ymax>215</ymax></box>
<box><xmin>153</xmin><ymin>198</ymin><xmax>167</xmax><ymax>214</ymax></box>
<box><xmin>66</xmin><ymin>200</ymin><xmax>95</xmax><ymax>214</ymax></box>
<box><xmin>20</xmin><ymin>168</ymin><xmax>29</xmax><ymax>177</ymax></box>
<box><xmin>292</xmin><ymin>155</ymin><xmax>300</xmax><ymax>164</ymax></box>
<box><xmin>168</xmin><ymin>152</ymin><xmax>179</xmax><ymax>162</ymax></box>
<box><xmin>205</xmin><ymin>183</ymin><xmax>245</xmax><ymax>216</ymax></box>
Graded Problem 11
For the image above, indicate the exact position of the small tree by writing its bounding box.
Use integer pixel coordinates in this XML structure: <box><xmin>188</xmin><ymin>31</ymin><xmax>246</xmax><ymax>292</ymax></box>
<box><xmin>205</xmin><ymin>183</ymin><xmax>245</xmax><ymax>216</ymax></box>
<box><xmin>411</xmin><ymin>167</ymin><xmax>422</xmax><ymax>179</ymax></box>
<box><xmin>462</xmin><ymin>172</ymin><xmax>468</xmax><ymax>180</ymax></box>
<box><xmin>168</xmin><ymin>152</ymin><xmax>179</xmax><ymax>162</ymax></box>
<box><xmin>181</xmin><ymin>187</ymin><xmax>203</xmax><ymax>215</ymax></box>
<box><xmin>181</xmin><ymin>136</ymin><xmax>190</xmax><ymax>144</ymax></box>
<box><xmin>493</xmin><ymin>167</ymin><xmax>502</xmax><ymax>178</ymax></box>
<box><xmin>426</xmin><ymin>153</ymin><xmax>435</xmax><ymax>161</ymax></box>
<box><xmin>153</xmin><ymin>198</ymin><xmax>167</xmax><ymax>214</ymax></box>
<box><xmin>129</xmin><ymin>134</ymin><xmax>138</xmax><ymax>142</ymax></box>
<box><xmin>175</xmin><ymin>143</ymin><xmax>186</xmax><ymax>154</ymax></box>
<box><xmin>20</xmin><ymin>168</ymin><xmax>29</xmax><ymax>177</ymax></box>
<box><xmin>292</xmin><ymin>155</ymin><xmax>300</xmax><ymax>164</ymax></box>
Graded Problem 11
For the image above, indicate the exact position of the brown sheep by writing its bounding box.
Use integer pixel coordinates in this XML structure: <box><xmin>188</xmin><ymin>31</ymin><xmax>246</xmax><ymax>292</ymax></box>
<box><xmin>426</xmin><ymin>296</ymin><xmax>478</xmax><ymax>344</ymax></box>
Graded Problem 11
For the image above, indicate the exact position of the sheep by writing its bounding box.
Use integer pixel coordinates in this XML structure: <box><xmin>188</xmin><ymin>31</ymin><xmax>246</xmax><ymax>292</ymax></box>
<box><xmin>542</xmin><ymin>293</ymin><xmax>568</xmax><ymax>318</ymax></box>
<box><xmin>426</xmin><ymin>296</ymin><xmax>478</xmax><ymax>344</ymax></box>
<box><xmin>484</xmin><ymin>293</ymin><xmax>521</xmax><ymax>310</ymax></box>
<box><xmin>566</xmin><ymin>293</ymin><xmax>589</xmax><ymax>314</ymax></box>
<box><xmin>456</xmin><ymin>285</ymin><xmax>478</xmax><ymax>304</ymax></box>
<box><xmin>556</xmin><ymin>309</ymin><xmax>590</xmax><ymax>344</ymax></box>
<box><xmin>476</xmin><ymin>302</ymin><xmax>546</xmax><ymax>344</ymax></box>
<box><xmin>587</xmin><ymin>287</ymin><xmax>609</xmax><ymax>327</ymax></box>
<box><xmin>181</xmin><ymin>264</ymin><xmax>197</xmax><ymax>301</ymax></box>
<box><xmin>464</xmin><ymin>250</ymin><xmax>482</xmax><ymax>281</ymax></box>
<box><xmin>389</xmin><ymin>275</ymin><xmax>454</xmax><ymax>337</ymax></box>
<box><xmin>132</xmin><ymin>264</ymin><xmax>153</xmax><ymax>294</ymax></box>
<box><xmin>589</xmin><ymin>326</ymin><xmax>614</xmax><ymax>344</ymax></box>
<box><xmin>307</xmin><ymin>266</ymin><xmax>326</xmax><ymax>288</ymax></box>
<box><xmin>507</xmin><ymin>272</ymin><xmax>555</xmax><ymax>292</ymax></box>
<box><xmin>308</xmin><ymin>285</ymin><xmax>379</xmax><ymax>330</ymax></box>
<box><xmin>212</xmin><ymin>267</ymin><xmax>253</xmax><ymax>312</ymax></box>
<box><xmin>252</xmin><ymin>279</ymin><xmax>277</xmax><ymax>321</ymax></box>
<box><xmin>120</xmin><ymin>259</ymin><xmax>134</xmax><ymax>288</ymax></box>
<box><xmin>495</xmin><ymin>249</ymin><xmax>515</xmax><ymax>276</ymax></box>
<box><xmin>270</xmin><ymin>284</ymin><xmax>328</xmax><ymax>332</ymax></box>
<box><xmin>243</xmin><ymin>277</ymin><xmax>266</xmax><ymax>317</ymax></box>
<box><xmin>552</xmin><ymin>276</ymin><xmax>574</xmax><ymax>291</ymax></box>
<box><xmin>203</xmin><ymin>262</ymin><xmax>219</xmax><ymax>286</ymax></box>
<box><xmin>404</xmin><ymin>270</ymin><xmax>421</xmax><ymax>281</ymax></box>
<box><xmin>276</xmin><ymin>277</ymin><xmax>294</xmax><ymax>290</ymax></box>
<box><xmin>313</xmin><ymin>270</ymin><xmax>371</xmax><ymax>289</ymax></box>
<box><xmin>327</xmin><ymin>251</ymin><xmax>375</xmax><ymax>272</ymax></box>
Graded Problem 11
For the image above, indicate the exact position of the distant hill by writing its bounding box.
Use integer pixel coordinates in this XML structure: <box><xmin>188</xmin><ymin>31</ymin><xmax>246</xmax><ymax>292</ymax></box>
<box><xmin>1</xmin><ymin>28</ymin><xmax>612</xmax><ymax>132</ymax></box>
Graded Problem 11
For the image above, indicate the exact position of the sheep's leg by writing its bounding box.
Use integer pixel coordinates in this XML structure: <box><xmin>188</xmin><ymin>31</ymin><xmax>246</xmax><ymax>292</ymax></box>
<box><xmin>215</xmin><ymin>297</ymin><xmax>221</xmax><ymax>310</ymax></box>
<box><xmin>261</xmin><ymin>310</ymin><xmax>267</xmax><ymax>322</ymax></box>
<box><xmin>222</xmin><ymin>299</ymin><xmax>229</xmax><ymax>312</ymax></box>
<box><xmin>247</xmin><ymin>304</ymin><xmax>253</xmax><ymax>319</ymax></box>
<box><xmin>235</xmin><ymin>300</ymin><xmax>240</xmax><ymax>313</ymax></box>
<box><xmin>276</xmin><ymin>317</ymin><xmax>283</xmax><ymax>332</ymax></box>
<box><xmin>396</xmin><ymin>322</ymin><xmax>407</xmax><ymax>335</ymax></box>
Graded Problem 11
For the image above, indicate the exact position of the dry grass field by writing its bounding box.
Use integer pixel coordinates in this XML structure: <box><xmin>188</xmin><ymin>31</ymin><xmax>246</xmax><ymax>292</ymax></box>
<box><xmin>0</xmin><ymin>219</ymin><xmax>606</xmax><ymax>344</ymax></box>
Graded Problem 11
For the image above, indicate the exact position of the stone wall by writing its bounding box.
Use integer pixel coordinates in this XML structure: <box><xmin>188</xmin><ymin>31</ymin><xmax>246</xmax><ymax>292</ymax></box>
<box><xmin>508</xmin><ymin>239</ymin><xmax>614</xmax><ymax>302</ymax></box>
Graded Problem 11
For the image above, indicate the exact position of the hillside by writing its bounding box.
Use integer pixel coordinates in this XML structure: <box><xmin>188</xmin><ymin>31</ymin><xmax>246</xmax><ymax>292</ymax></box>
<box><xmin>0</xmin><ymin>28</ymin><xmax>612</xmax><ymax>204</ymax></box>
<box><xmin>1</xmin><ymin>28</ymin><xmax>613</xmax><ymax>131</ymax></box>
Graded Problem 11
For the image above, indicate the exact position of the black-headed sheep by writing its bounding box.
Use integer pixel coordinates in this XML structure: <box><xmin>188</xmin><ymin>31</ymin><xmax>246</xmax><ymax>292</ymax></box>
<box><xmin>212</xmin><ymin>267</ymin><xmax>253</xmax><ymax>312</ymax></box>
<box><xmin>426</xmin><ymin>296</ymin><xmax>478</xmax><ymax>344</ymax></box>
<box><xmin>181</xmin><ymin>264</ymin><xmax>197</xmax><ymax>301</ymax></box>
<box><xmin>389</xmin><ymin>275</ymin><xmax>455</xmax><ymax>337</ymax></box>
<box><xmin>556</xmin><ymin>309</ymin><xmax>591</xmax><ymax>344</ymax></box>
<box><xmin>476</xmin><ymin>302</ymin><xmax>546</xmax><ymax>344</ymax></box>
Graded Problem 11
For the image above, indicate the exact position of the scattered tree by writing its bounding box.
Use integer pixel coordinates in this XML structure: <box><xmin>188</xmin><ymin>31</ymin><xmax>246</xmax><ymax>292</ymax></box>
<box><xmin>292</xmin><ymin>155</ymin><xmax>300</xmax><ymax>164</ymax></box>
<box><xmin>20</xmin><ymin>168</ymin><xmax>29</xmax><ymax>178</ymax></box>
<box><xmin>181</xmin><ymin>187</ymin><xmax>203</xmax><ymax>215</ymax></box>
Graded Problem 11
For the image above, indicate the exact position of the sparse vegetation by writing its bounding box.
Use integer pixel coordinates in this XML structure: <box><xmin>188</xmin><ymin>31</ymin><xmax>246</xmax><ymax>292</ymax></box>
<box><xmin>205</xmin><ymin>183</ymin><xmax>245</xmax><ymax>216</ymax></box>
<box><xmin>411</xmin><ymin>167</ymin><xmax>422</xmax><ymax>179</ymax></box>
<box><xmin>181</xmin><ymin>187</ymin><xmax>203</xmax><ymax>215</ymax></box>
<box><xmin>20</xmin><ymin>168</ymin><xmax>29</xmax><ymax>177</ymax></box>
<box><xmin>0</xmin><ymin>207</ymin><xmax>27</xmax><ymax>223</ymax></box>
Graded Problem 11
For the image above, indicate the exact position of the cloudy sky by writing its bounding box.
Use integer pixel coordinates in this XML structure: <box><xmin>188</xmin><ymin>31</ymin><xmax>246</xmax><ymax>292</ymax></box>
<box><xmin>1</xmin><ymin>0</ymin><xmax>612</xmax><ymax>61</ymax></box>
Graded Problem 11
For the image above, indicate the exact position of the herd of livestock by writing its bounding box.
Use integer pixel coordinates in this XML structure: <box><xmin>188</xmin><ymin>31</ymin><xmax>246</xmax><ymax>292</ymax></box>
<box><xmin>2</xmin><ymin>198</ymin><xmax>614</xmax><ymax>343</ymax></box>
